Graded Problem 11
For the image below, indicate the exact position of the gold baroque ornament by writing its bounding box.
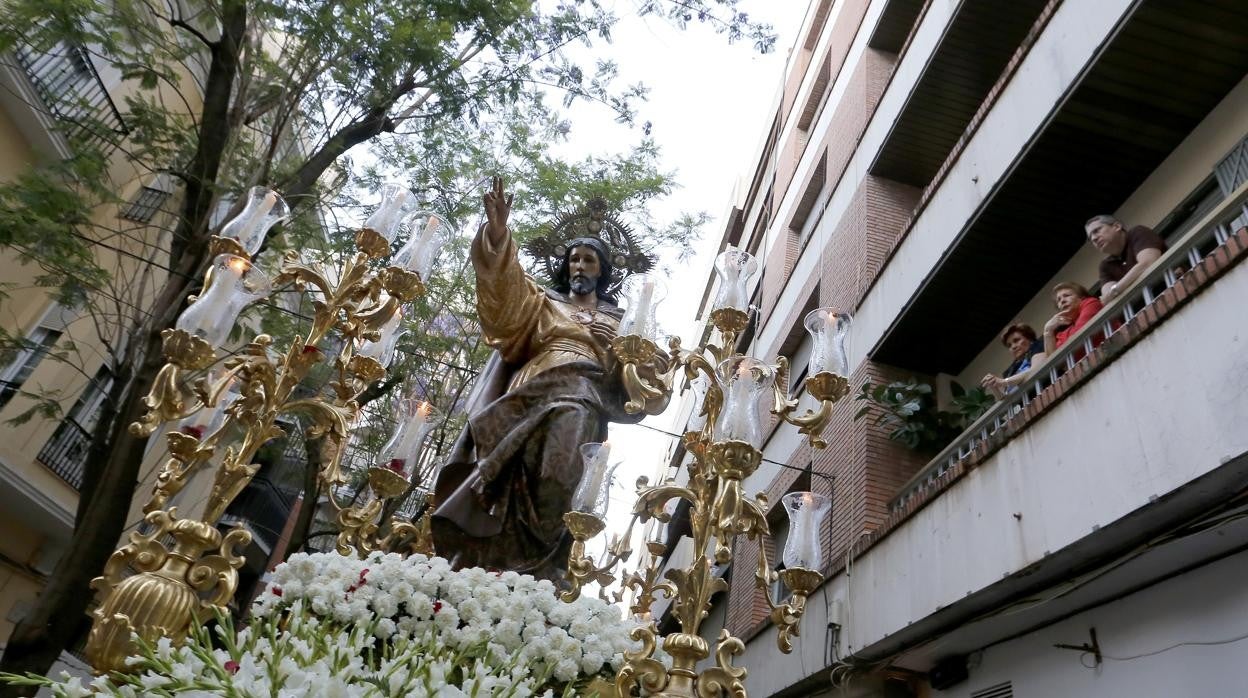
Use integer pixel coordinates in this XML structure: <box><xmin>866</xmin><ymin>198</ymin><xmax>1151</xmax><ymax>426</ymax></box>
<box><xmin>129</xmin><ymin>329</ymin><xmax>217</xmax><ymax>437</ymax></box>
<box><xmin>379</xmin><ymin>265</ymin><xmax>426</xmax><ymax>302</ymax></box>
<box><xmin>569</xmin><ymin>291</ymin><xmax>846</xmax><ymax>696</ymax></box>
<box><xmin>95</xmin><ymin>205</ymin><xmax>424</xmax><ymax>675</ymax></box>
<box><xmin>85</xmin><ymin>509</ymin><xmax>250</xmax><ymax>674</ymax></box>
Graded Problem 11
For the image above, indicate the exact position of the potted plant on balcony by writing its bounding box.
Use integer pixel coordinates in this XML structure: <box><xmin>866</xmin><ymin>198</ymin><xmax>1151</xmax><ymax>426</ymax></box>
<box><xmin>853</xmin><ymin>379</ymin><xmax>993</xmax><ymax>453</ymax></box>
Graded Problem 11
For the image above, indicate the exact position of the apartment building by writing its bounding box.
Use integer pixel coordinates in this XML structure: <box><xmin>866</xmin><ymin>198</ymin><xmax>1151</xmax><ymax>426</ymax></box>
<box><xmin>0</xmin><ymin>33</ymin><xmax>187</xmax><ymax>651</ymax></box>
<box><xmin>0</xmin><ymin>24</ymin><xmax>312</xmax><ymax>655</ymax></box>
<box><xmin>658</xmin><ymin>1</ymin><xmax>1248</xmax><ymax>696</ymax></box>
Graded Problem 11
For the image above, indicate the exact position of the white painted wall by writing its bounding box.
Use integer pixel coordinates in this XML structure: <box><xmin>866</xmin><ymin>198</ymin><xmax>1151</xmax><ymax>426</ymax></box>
<box><xmin>949</xmin><ymin>549</ymin><xmax>1248</xmax><ymax>698</ymax></box>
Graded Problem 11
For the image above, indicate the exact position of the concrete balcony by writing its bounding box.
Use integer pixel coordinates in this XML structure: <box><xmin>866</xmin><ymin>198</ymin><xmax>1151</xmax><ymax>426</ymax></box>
<box><xmin>733</xmin><ymin>187</ymin><xmax>1248</xmax><ymax>697</ymax></box>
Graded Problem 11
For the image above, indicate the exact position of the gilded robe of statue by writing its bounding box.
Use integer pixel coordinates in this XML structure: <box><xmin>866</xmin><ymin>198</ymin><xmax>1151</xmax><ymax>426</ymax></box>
<box><xmin>431</xmin><ymin>231</ymin><xmax>643</xmax><ymax>582</ymax></box>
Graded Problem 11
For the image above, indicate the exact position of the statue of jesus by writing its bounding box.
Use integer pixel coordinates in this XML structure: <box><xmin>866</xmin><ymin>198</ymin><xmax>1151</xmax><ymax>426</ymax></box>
<box><xmin>431</xmin><ymin>177</ymin><xmax>666</xmax><ymax>583</ymax></box>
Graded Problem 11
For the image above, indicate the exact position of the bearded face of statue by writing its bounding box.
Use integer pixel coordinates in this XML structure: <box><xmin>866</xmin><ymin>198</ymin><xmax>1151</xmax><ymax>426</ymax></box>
<box><xmin>553</xmin><ymin>240</ymin><xmax>614</xmax><ymax>302</ymax></box>
<box><xmin>567</xmin><ymin>245</ymin><xmax>601</xmax><ymax>296</ymax></box>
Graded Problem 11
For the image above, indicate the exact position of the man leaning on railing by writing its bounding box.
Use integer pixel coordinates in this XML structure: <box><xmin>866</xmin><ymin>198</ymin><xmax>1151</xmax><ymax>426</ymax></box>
<box><xmin>1085</xmin><ymin>214</ymin><xmax>1169</xmax><ymax>302</ymax></box>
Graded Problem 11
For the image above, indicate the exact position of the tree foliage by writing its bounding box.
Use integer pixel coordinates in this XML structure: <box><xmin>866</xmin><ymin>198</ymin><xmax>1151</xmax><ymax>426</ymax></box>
<box><xmin>0</xmin><ymin>0</ymin><xmax>775</xmax><ymax>688</ymax></box>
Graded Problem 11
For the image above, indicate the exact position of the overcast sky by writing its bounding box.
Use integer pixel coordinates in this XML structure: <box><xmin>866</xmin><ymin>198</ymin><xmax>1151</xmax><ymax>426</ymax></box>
<box><xmin>544</xmin><ymin>1</ymin><xmax>810</xmax><ymax>550</ymax></box>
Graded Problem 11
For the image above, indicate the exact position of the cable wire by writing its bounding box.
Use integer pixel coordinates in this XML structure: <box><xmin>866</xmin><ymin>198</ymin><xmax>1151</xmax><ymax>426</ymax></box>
<box><xmin>628</xmin><ymin>420</ymin><xmax>836</xmax><ymax>486</ymax></box>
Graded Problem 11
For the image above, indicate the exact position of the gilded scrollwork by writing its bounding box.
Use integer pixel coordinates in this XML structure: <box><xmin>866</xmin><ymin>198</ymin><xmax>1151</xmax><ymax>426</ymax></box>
<box><xmin>86</xmin><ymin>510</ymin><xmax>247</xmax><ymax>674</ymax></box>
<box><xmin>770</xmin><ymin>356</ymin><xmax>848</xmax><ymax>449</ymax></box>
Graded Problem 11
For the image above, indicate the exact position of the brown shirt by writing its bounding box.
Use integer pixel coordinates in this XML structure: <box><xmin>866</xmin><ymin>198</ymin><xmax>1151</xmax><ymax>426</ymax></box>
<box><xmin>1099</xmin><ymin>225</ymin><xmax>1167</xmax><ymax>283</ymax></box>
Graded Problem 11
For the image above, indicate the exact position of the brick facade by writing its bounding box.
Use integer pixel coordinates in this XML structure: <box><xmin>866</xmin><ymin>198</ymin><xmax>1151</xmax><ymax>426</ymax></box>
<box><xmin>726</xmin><ymin>173</ymin><xmax>926</xmax><ymax>638</ymax></box>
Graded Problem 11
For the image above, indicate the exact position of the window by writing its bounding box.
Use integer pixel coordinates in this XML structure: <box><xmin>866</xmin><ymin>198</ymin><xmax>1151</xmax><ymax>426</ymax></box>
<box><xmin>120</xmin><ymin>186</ymin><xmax>171</xmax><ymax>223</ymax></box>
<box><xmin>1214</xmin><ymin>134</ymin><xmax>1248</xmax><ymax>194</ymax></box>
<box><xmin>65</xmin><ymin>364</ymin><xmax>114</xmax><ymax>433</ymax></box>
<box><xmin>37</xmin><ymin>364</ymin><xmax>113</xmax><ymax>489</ymax></box>
<box><xmin>1214</xmin><ymin>134</ymin><xmax>1248</xmax><ymax>231</ymax></box>
<box><xmin>0</xmin><ymin>327</ymin><xmax>62</xmax><ymax>410</ymax></box>
<box><xmin>796</xmin><ymin>53</ymin><xmax>832</xmax><ymax>133</ymax></box>
<box><xmin>790</xmin><ymin>153</ymin><xmax>829</xmax><ymax>249</ymax></box>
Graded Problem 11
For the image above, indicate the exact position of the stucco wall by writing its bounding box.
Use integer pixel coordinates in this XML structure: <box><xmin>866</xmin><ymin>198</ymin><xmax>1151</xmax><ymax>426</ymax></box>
<box><xmin>949</xmin><ymin>549</ymin><xmax>1248</xmax><ymax>698</ymax></box>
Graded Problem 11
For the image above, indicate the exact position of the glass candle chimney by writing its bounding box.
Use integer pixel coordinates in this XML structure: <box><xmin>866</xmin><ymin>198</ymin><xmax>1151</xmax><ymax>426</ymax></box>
<box><xmin>175</xmin><ymin>255</ymin><xmax>272</xmax><ymax>347</ymax></box>
<box><xmin>685</xmin><ymin>373</ymin><xmax>711</xmax><ymax>433</ymax></box>
<box><xmin>572</xmin><ymin>442</ymin><xmax>618</xmax><ymax>518</ymax></box>
<box><xmin>173</xmin><ymin>380</ymin><xmax>241</xmax><ymax>441</ymax></box>
<box><xmin>377</xmin><ymin>398</ymin><xmax>442</xmax><ymax>482</ymax></box>
<box><xmin>216</xmin><ymin>187</ymin><xmax>290</xmax><ymax>257</ymax></box>
<box><xmin>711</xmin><ymin>246</ymin><xmax>759</xmax><ymax>312</ymax></box>
<box><xmin>358</xmin><ymin>302</ymin><xmax>406</xmax><ymax>367</ymax></box>
<box><xmin>804</xmin><ymin>308</ymin><xmax>851</xmax><ymax>377</ymax></box>
<box><xmin>616</xmin><ymin>274</ymin><xmax>665</xmax><ymax>341</ymax></box>
<box><xmin>394</xmin><ymin>211</ymin><xmax>452</xmax><ymax>280</ymax></box>
<box><xmin>781</xmin><ymin>491</ymin><xmax>832</xmax><ymax>570</ymax></box>
<box><xmin>362</xmin><ymin>183</ymin><xmax>420</xmax><ymax>245</ymax></box>
<box><xmin>714</xmin><ymin>356</ymin><xmax>775</xmax><ymax>448</ymax></box>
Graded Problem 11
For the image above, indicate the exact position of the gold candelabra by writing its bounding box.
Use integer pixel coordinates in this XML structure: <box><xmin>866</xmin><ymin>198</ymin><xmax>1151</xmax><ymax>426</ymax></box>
<box><xmin>86</xmin><ymin>185</ymin><xmax>450</xmax><ymax>673</ymax></box>
<box><xmin>563</xmin><ymin>251</ymin><xmax>851</xmax><ymax>697</ymax></box>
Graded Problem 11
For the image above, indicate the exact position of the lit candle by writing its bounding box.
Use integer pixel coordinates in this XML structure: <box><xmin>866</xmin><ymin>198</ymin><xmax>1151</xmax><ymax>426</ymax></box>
<box><xmin>573</xmin><ymin>441</ymin><xmax>611</xmax><ymax>513</ymax></box>
<box><xmin>722</xmin><ymin>245</ymin><xmax>740</xmax><ymax>306</ymax></box>
<box><xmin>416</xmin><ymin>215</ymin><xmax>442</xmax><ymax>251</ymax></box>
<box><xmin>367</xmin><ymin>187</ymin><xmax>410</xmax><ymax>240</ymax></box>
<box><xmin>634</xmin><ymin>279</ymin><xmax>655</xmax><ymax>336</ymax></box>
<box><xmin>384</xmin><ymin>400</ymin><xmax>438</xmax><ymax>478</ymax></box>
<box><xmin>794</xmin><ymin>492</ymin><xmax>817</xmax><ymax>567</ymax></box>
<box><xmin>235</xmin><ymin>191</ymin><xmax>276</xmax><ymax>239</ymax></box>
<box><xmin>729</xmin><ymin>362</ymin><xmax>752</xmax><ymax>440</ymax></box>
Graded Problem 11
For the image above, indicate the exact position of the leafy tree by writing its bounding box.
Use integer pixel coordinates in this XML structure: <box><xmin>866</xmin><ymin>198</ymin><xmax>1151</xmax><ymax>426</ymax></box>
<box><xmin>0</xmin><ymin>0</ymin><xmax>773</xmax><ymax>688</ymax></box>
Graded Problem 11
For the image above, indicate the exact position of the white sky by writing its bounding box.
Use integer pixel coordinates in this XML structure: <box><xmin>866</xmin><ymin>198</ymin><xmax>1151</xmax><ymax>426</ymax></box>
<box><xmin>543</xmin><ymin>1</ymin><xmax>810</xmax><ymax>553</ymax></box>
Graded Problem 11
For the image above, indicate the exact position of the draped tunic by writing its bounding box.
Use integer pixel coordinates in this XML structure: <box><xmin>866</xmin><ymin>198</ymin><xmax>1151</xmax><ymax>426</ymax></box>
<box><xmin>430</xmin><ymin>231</ymin><xmax>641</xmax><ymax>583</ymax></box>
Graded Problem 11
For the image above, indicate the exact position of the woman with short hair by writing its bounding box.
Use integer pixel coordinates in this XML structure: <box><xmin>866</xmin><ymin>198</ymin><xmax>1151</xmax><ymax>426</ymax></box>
<box><xmin>980</xmin><ymin>323</ymin><xmax>1044</xmax><ymax>397</ymax></box>
<box><xmin>1043</xmin><ymin>282</ymin><xmax>1103</xmax><ymax>354</ymax></box>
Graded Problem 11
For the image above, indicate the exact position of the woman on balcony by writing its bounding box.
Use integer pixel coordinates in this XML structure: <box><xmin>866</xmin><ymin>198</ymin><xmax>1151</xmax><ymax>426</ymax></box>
<box><xmin>1030</xmin><ymin>282</ymin><xmax>1104</xmax><ymax>369</ymax></box>
<box><xmin>980</xmin><ymin>323</ymin><xmax>1044</xmax><ymax>397</ymax></box>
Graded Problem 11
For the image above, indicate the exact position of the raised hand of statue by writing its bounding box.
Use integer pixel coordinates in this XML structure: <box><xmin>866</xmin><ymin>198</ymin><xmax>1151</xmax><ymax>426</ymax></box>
<box><xmin>482</xmin><ymin>175</ymin><xmax>514</xmax><ymax>248</ymax></box>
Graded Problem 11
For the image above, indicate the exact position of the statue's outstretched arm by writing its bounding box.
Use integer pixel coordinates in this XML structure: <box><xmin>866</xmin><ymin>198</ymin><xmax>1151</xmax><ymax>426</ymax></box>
<box><xmin>471</xmin><ymin>177</ymin><xmax>542</xmax><ymax>363</ymax></box>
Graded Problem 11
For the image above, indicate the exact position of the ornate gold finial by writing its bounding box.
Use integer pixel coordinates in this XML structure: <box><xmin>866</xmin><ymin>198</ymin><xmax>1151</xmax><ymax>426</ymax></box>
<box><xmin>86</xmin><ymin>510</ymin><xmax>250</xmax><ymax>674</ymax></box>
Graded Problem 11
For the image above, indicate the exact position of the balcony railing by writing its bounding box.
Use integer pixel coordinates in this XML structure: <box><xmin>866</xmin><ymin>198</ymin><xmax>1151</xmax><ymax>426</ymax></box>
<box><xmin>36</xmin><ymin>417</ymin><xmax>90</xmax><ymax>489</ymax></box>
<box><xmin>12</xmin><ymin>38</ymin><xmax>127</xmax><ymax>147</ymax></box>
<box><xmin>892</xmin><ymin>182</ymin><xmax>1248</xmax><ymax>512</ymax></box>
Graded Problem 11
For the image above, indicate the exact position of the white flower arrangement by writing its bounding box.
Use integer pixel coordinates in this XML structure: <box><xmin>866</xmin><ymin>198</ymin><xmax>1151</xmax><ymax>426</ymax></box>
<box><xmin>3</xmin><ymin>552</ymin><xmax>635</xmax><ymax>697</ymax></box>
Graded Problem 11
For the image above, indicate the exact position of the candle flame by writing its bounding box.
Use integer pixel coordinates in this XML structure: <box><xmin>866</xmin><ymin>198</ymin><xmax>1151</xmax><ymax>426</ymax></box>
<box><xmin>227</xmin><ymin>257</ymin><xmax>250</xmax><ymax>274</ymax></box>
<box><xmin>417</xmin><ymin>401</ymin><xmax>432</xmax><ymax>418</ymax></box>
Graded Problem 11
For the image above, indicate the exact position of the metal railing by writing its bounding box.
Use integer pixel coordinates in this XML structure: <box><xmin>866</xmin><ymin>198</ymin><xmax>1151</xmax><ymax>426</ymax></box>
<box><xmin>394</xmin><ymin>486</ymin><xmax>430</xmax><ymax>520</ymax></box>
<box><xmin>892</xmin><ymin>182</ymin><xmax>1248</xmax><ymax>513</ymax></box>
<box><xmin>36</xmin><ymin>418</ymin><xmax>90</xmax><ymax>489</ymax></box>
<box><xmin>12</xmin><ymin>38</ymin><xmax>127</xmax><ymax>147</ymax></box>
